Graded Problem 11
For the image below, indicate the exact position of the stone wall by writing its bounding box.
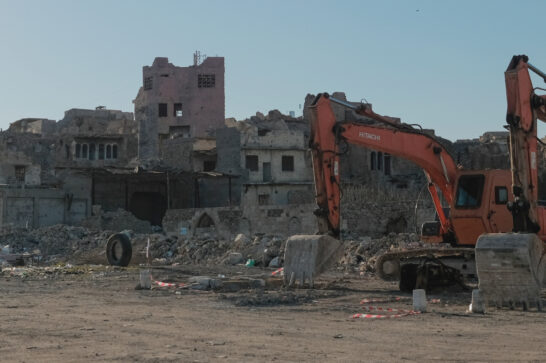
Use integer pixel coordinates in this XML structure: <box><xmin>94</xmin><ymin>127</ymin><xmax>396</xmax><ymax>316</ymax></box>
<box><xmin>162</xmin><ymin>204</ymin><xmax>316</xmax><ymax>240</ymax></box>
<box><xmin>0</xmin><ymin>187</ymin><xmax>89</xmax><ymax>228</ymax></box>
<box><xmin>340</xmin><ymin>184</ymin><xmax>436</xmax><ymax>238</ymax></box>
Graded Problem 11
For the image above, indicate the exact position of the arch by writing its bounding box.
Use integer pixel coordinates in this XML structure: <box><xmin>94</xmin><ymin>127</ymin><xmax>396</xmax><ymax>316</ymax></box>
<box><xmin>288</xmin><ymin>216</ymin><xmax>302</xmax><ymax>235</ymax></box>
<box><xmin>197</xmin><ymin>213</ymin><xmax>215</xmax><ymax>228</ymax></box>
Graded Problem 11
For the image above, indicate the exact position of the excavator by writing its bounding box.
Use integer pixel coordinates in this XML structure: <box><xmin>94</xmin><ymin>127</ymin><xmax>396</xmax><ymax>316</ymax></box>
<box><xmin>285</xmin><ymin>55</ymin><xmax>545</xmax><ymax>307</ymax></box>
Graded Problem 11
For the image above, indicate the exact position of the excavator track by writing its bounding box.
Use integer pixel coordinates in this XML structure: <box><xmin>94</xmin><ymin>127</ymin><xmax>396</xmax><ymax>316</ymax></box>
<box><xmin>375</xmin><ymin>247</ymin><xmax>476</xmax><ymax>281</ymax></box>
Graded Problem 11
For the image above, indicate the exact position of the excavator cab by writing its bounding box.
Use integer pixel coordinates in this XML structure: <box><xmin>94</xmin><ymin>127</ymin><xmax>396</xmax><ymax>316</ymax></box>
<box><xmin>450</xmin><ymin>170</ymin><xmax>513</xmax><ymax>245</ymax></box>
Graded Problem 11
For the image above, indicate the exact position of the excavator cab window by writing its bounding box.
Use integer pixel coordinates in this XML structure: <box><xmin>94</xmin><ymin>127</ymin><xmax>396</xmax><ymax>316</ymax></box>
<box><xmin>495</xmin><ymin>186</ymin><xmax>508</xmax><ymax>204</ymax></box>
<box><xmin>455</xmin><ymin>174</ymin><xmax>485</xmax><ymax>208</ymax></box>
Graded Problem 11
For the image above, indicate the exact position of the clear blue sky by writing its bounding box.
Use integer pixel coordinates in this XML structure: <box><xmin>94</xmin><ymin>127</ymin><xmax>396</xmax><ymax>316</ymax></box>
<box><xmin>1</xmin><ymin>0</ymin><xmax>545</xmax><ymax>140</ymax></box>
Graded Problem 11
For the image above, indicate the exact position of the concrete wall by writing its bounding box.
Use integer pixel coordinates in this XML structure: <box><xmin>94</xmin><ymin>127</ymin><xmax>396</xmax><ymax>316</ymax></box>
<box><xmin>241</xmin><ymin>184</ymin><xmax>314</xmax><ymax>206</ymax></box>
<box><xmin>163</xmin><ymin>203</ymin><xmax>317</xmax><ymax>239</ymax></box>
<box><xmin>0</xmin><ymin>187</ymin><xmax>90</xmax><ymax>228</ymax></box>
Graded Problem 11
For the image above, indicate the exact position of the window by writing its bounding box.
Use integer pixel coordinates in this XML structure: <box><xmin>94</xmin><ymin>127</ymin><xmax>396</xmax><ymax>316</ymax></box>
<box><xmin>112</xmin><ymin>144</ymin><xmax>118</xmax><ymax>159</ymax></box>
<box><xmin>495</xmin><ymin>186</ymin><xmax>508</xmax><ymax>204</ymax></box>
<box><xmin>203</xmin><ymin>160</ymin><xmax>216</xmax><ymax>172</ymax></box>
<box><xmin>75</xmin><ymin>144</ymin><xmax>81</xmax><ymax>158</ymax></box>
<box><xmin>258</xmin><ymin>194</ymin><xmax>270</xmax><ymax>206</ymax></box>
<box><xmin>455</xmin><ymin>174</ymin><xmax>485</xmax><ymax>208</ymax></box>
<box><xmin>14</xmin><ymin>166</ymin><xmax>25</xmax><ymax>182</ymax></box>
<box><xmin>82</xmin><ymin>144</ymin><xmax>88</xmax><ymax>159</ymax></box>
<box><xmin>158</xmin><ymin>103</ymin><xmax>168</xmax><ymax>117</ymax></box>
<box><xmin>65</xmin><ymin>145</ymin><xmax>70</xmax><ymax>160</ymax></box>
<box><xmin>198</xmin><ymin>74</ymin><xmax>215</xmax><ymax>88</ymax></box>
<box><xmin>246</xmin><ymin>155</ymin><xmax>259</xmax><ymax>171</ymax></box>
<box><xmin>106</xmin><ymin>144</ymin><xmax>112</xmax><ymax>159</ymax></box>
<box><xmin>144</xmin><ymin>76</ymin><xmax>153</xmax><ymax>90</ymax></box>
<box><xmin>98</xmin><ymin>144</ymin><xmax>105</xmax><ymax>160</ymax></box>
<box><xmin>174</xmin><ymin>103</ymin><xmax>183</xmax><ymax>117</ymax></box>
<box><xmin>384</xmin><ymin>153</ymin><xmax>391</xmax><ymax>176</ymax></box>
<box><xmin>282</xmin><ymin>155</ymin><xmax>294</xmax><ymax>171</ymax></box>
<box><xmin>89</xmin><ymin>143</ymin><xmax>96</xmax><ymax>160</ymax></box>
<box><xmin>370</xmin><ymin>151</ymin><xmax>376</xmax><ymax>170</ymax></box>
<box><xmin>377</xmin><ymin>152</ymin><xmax>383</xmax><ymax>171</ymax></box>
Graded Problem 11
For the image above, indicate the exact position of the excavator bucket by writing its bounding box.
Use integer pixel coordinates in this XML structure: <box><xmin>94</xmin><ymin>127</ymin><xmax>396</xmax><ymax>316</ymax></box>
<box><xmin>475</xmin><ymin>233</ymin><xmax>545</xmax><ymax>310</ymax></box>
<box><xmin>283</xmin><ymin>235</ymin><xmax>344</xmax><ymax>287</ymax></box>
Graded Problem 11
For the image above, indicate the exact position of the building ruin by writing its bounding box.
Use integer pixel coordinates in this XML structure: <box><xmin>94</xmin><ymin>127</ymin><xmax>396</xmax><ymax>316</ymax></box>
<box><xmin>0</xmin><ymin>54</ymin><xmax>533</xmax><ymax>239</ymax></box>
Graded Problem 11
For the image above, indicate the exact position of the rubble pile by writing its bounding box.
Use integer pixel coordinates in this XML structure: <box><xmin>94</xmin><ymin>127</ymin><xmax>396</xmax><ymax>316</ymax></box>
<box><xmin>338</xmin><ymin>233</ymin><xmax>427</xmax><ymax>273</ymax></box>
<box><xmin>132</xmin><ymin>233</ymin><xmax>286</xmax><ymax>268</ymax></box>
<box><xmin>1</xmin><ymin>219</ymin><xmax>433</xmax><ymax>276</ymax></box>
<box><xmin>0</xmin><ymin>224</ymin><xmax>109</xmax><ymax>263</ymax></box>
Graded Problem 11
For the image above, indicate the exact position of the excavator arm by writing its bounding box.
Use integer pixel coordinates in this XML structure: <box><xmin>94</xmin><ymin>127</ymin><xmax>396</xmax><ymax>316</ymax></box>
<box><xmin>504</xmin><ymin>55</ymin><xmax>546</xmax><ymax>232</ymax></box>
<box><xmin>475</xmin><ymin>55</ymin><xmax>546</xmax><ymax>309</ymax></box>
<box><xmin>309</xmin><ymin>93</ymin><xmax>458</xmax><ymax>239</ymax></box>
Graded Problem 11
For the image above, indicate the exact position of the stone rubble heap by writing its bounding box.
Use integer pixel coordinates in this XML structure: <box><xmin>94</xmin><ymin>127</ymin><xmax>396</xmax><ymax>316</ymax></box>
<box><xmin>1</xmin><ymin>222</ymin><xmax>432</xmax><ymax>276</ymax></box>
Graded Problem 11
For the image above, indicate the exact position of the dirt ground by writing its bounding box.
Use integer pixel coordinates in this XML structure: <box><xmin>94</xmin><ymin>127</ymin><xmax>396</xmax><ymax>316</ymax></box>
<box><xmin>1</xmin><ymin>265</ymin><xmax>545</xmax><ymax>363</ymax></box>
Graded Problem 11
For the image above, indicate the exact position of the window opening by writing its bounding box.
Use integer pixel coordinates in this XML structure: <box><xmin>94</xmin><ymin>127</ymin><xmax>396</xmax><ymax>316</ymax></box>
<box><xmin>282</xmin><ymin>155</ymin><xmax>294</xmax><ymax>171</ymax></box>
<box><xmin>144</xmin><ymin>77</ymin><xmax>153</xmax><ymax>90</ymax></box>
<box><xmin>377</xmin><ymin>151</ymin><xmax>383</xmax><ymax>171</ymax></box>
<box><xmin>384</xmin><ymin>153</ymin><xmax>391</xmax><ymax>176</ymax></box>
<box><xmin>82</xmin><ymin>144</ymin><xmax>88</xmax><ymax>159</ymax></box>
<box><xmin>370</xmin><ymin>151</ymin><xmax>376</xmax><ymax>170</ymax></box>
<box><xmin>174</xmin><ymin>103</ymin><xmax>183</xmax><ymax>117</ymax></box>
<box><xmin>203</xmin><ymin>160</ymin><xmax>216</xmax><ymax>172</ymax></box>
<box><xmin>158</xmin><ymin>103</ymin><xmax>168</xmax><ymax>117</ymax></box>
<box><xmin>89</xmin><ymin>143</ymin><xmax>96</xmax><ymax>160</ymax></box>
<box><xmin>246</xmin><ymin>155</ymin><xmax>259</xmax><ymax>171</ymax></box>
<box><xmin>112</xmin><ymin>144</ymin><xmax>118</xmax><ymax>159</ymax></box>
<box><xmin>14</xmin><ymin>166</ymin><xmax>25</xmax><ymax>182</ymax></box>
<box><xmin>258</xmin><ymin>194</ymin><xmax>270</xmax><ymax>206</ymax></box>
<box><xmin>106</xmin><ymin>144</ymin><xmax>112</xmax><ymax>159</ymax></box>
<box><xmin>198</xmin><ymin>74</ymin><xmax>215</xmax><ymax>88</ymax></box>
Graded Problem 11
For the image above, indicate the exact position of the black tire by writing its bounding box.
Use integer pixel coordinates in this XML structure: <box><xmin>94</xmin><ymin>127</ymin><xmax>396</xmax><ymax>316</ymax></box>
<box><xmin>106</xmin><ymin>233</ymin><xmax>132</xmax><ymax>267</ymax></box>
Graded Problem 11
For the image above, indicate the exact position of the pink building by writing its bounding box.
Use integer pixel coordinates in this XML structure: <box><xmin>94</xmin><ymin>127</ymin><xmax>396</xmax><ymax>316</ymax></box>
<box><xmin>134</xmin><ymin>55</ymin><xmax>225</xmax><ymax>160</ymax></box>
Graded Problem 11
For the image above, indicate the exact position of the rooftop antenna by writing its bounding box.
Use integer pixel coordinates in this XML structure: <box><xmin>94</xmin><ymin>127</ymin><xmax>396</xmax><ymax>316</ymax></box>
<box><xmin>193</xmin><ymin>50</ymin><xmax>207</xmax><ymax>66</ymax></box>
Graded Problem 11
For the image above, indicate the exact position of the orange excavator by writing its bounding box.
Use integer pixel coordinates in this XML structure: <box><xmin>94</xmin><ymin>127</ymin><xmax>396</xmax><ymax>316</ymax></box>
<box><xmin>284</xmin><ymin>55</ymin><xmax>545</xmax><ymax>301</ymax></box>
